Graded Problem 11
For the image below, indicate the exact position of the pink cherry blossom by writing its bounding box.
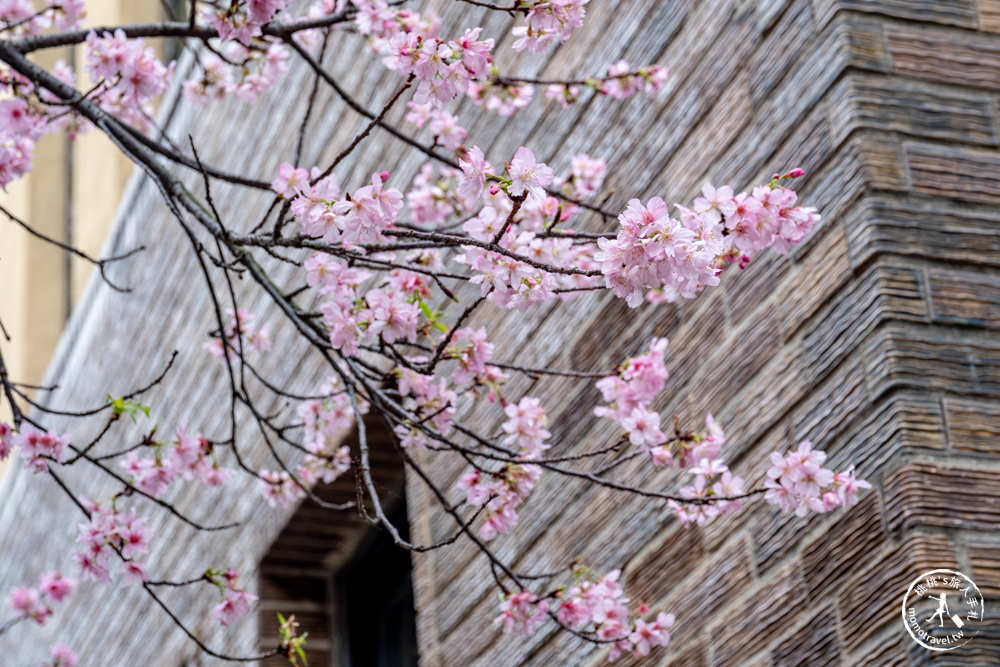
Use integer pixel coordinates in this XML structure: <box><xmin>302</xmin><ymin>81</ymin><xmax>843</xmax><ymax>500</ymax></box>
<box><xmin>764</xmin><ymin>441</ymin><xmax>869</xmax><ymax>516</ymax></box>
<box><xmin>495</xmin><ymin>591</ymin><xmax>548</xmax><ymax>635</ymax></box>
<box><xmin>46</xmin><ymin>643</ymin><xmax>79</xmax><ymax>667</ymax></box>
<box><xmin>507</xmin><ymin>147</ymin><xmax>553</xmax><ymax>201</ymax></box>
<box><xmin>38</xmin><ymin>572</ymin><xmax>74</xmax><ymax>603</ymax></box>
<box><xmin>212</xmin><ymin>589</ymin><xmax>258</xmax><ymax>626</ymax></box>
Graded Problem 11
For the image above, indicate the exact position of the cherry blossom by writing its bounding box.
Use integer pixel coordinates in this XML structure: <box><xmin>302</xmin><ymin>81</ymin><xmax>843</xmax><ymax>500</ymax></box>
<box><xmin>45</xmin><ymin>643</ymin><xmax>79</xmax><ymax>667</ymax></box>
<box><xmin>764</xmin><ymin>440</ymin><xmax>871</xmax><ymax>516</ymax></box>
<box><xmin>507</xmin><ymin>146</ymin><xmax>554</xmax><ymax>201</ymax></box>
<box><xmin>212</xmin><ymin>588</ymin><xmax>258</xmax><ymax>626</ymax></box>
<box><xmin>203</xmin><ymin>308</ymin><xmax>271</xmax><ymax>362</ymax></box>
<box><xmin>495</xmin><ymin>591</ymin><xmax>549</xmax><ymax>635</ymax></box>
<box><xmin>511</xmin><ymin>0</ymin><xmax>589</xmax><ymax>53</ymax></box>
<box><xmin>73</xmin><ymin>503</ymin><xmax>149</xmax><ymax>585</ymax></box>
<box><xmin>6</xmin><ymin>571</ymin><xmax>74</xmax><ymax>626</ymax></box>
<box><xmin>598</xmin><ymin>173</ymin><xmax>819</xmax><ymax>307</ymax></box>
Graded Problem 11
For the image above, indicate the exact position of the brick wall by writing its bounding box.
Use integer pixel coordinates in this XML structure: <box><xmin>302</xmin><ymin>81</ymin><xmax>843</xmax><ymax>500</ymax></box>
<box><xmin>404</xmin><ymin>2</ymin><xmax>1000</xmax><ymax>665</ymax></box>
<box><xmin>1</xmin><ymin>1</ymin><xmax>998</xmax><ymax>665</ymax></box>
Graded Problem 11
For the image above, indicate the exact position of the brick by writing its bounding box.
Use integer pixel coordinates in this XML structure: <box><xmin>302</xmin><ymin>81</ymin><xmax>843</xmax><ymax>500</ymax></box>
<box><xmin>750</xmin><ymin>0</ymin><xmax>815</xmax><ymax>105</ymax></box>
<box><xmin>823</xmin><ymin>392</ymin><xmax>946</xmax><ymax>474</ymax></box>
<box><xmin>944</xmin><ymin>397</ymin><xmax>1000</xmax><ymax>454</ymax></box>
<box><xmin>862</xmin><ymin>326</ymin><xmax>994</xmax><ymax>401</ymax></box>
<box><xmin>661</xmin><ymin>540</ymin><xmax>755</xmax><ymax>650</ymax></box>
<box><xmin>625</xmin><ymin>525</ymin><xmax>704</xmax><ymax>606</ymax></box>
<box><xmin>709</xmin><ymin>564</ymin><xmax>806</xmax><ymax>666</ymax></box>
<box><xmin>968</xmin><ymin>541</ymin><xmax>1000</xmax><ymax>597</ymax></box>
<box><xmin>983</xmin><ymin>0</ymin><xmax>1000</xmax><ymax>32</ymax></box>
<box><xmin>843</xmin><ymin>196</ymin><xmax>1000</xmax><ymax>269</ymax></box>
<box><xmin>927</xmin><ymin>267</ymin><xmax>1000</xmax><ymax>329</ymax></box>
<box><xmin>778</xmin><ymin>226</ymin><xmax>850</xmax><ymax>340</ymax></box>
<box><xmin>907</xmin><ymin>142</ymin><xmax>1000</xmax><ymax>205</ymax></box>
<box><xmin>886</xmin><ymin>22</ymin><xmax>1000</xmax><ymax>89</ymax></box>
<box><xmin>884</xmin><ymin>463</ymin><xmax>1000</xmax><ymax>537</ymax></box>
<box><xmin>802</xmin><ymin>493</ymin><xmax>886</xmax><ymax>599</ymax></box>
<box><xmin>772</xmin><ymin>608</ymin><xmax>841</xmax><ymax>666</ymax></box>
<box><xmin>847</xmin><ymin>628</ymin><xmax>908</xmax><ymax>666</ymax></box>
<box><xmin>801</xmin><ymin>263</ymin><xmax>926</xmax><ymax>387</ymax></box>
<box><xmin>838</xmin><ymin>532</ymin><xmax>957</xmax><ymax>652</ymax></box>
<box><xmin>828</xmin><ymin>73</ymin><xmax>999</xmax><ymax>147</ymax></box>
<box><xmin>812</xmin><ymin>0</ymin><xmax>979</xmax><ymax>29</ymax></box>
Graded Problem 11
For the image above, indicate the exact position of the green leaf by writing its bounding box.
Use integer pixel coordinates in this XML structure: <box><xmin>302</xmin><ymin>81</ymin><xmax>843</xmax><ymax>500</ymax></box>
<box><xmin>415</xmin><ymin>296</ymin><xmax>449</xmax><ymax>333</ymax></box>
<box><xmin>106</xmin><ymin>395</ymin><xmax>150</xmax><ymax>423</ymax></box>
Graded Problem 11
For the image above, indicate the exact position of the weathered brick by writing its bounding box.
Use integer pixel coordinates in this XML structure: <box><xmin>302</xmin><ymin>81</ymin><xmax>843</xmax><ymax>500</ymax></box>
<box><xmin>944</xmin><ymin>397</ymin><xmax>1000</xmax><ymax>454</ymax></box>
<box><xmin>843</xmin><ymin>196</ymin><xmax>1000</xmax><ymax>269</ymax></box>
<box><xmin>884</xmin><ymin>463</ymin><xmax>1000</xmax><ymax>537</ymax></box>
<box><xmin>772</xmin><ymin>608</ymin><xmax>841</xmax><ymax>666</ymax></box>
<box><xmin>661</xmin><ymin>540</ymin><xmax>755</xmax><ymax>650</ymax></box>
<box><xmin>625</xmin><ymin>525</ymin><xmax>704</xmax><ymax>606</ymax></box>
<box><xmin>709</xmin><ymin>564</ymin><xmax>806</xmax><ymax>666</ymax></box>
<box><xmin>907</xmin><ymin>142</ymin><xmax>1000</xmax><ymax>205</ymax></box>
<box><xmin>968</xmin><ymin>541</ymin><xmax>1000</xmax><ymax>597</ymax></box>
<box><xmin>802</xmin><ymin>263</ymin><xmax>926</xmax><ymax>387</ymax></box>
<box><xmin>838</xmin><ymin>532</ymin><xmax>957</xmax><ymax>652</ymax></box>
<box><xmin>802</xmin><ymin>493</ymin><xmax>885</xmax><ymax>599</ymax></box>
<box><xmin>927</xmin><ymin>267</ymin><xmax>1000</xmax><ymax>329</ymax></box>
<box><xmin>828</xmin><ymin>73</ymin><xmax>999</xmax><ymax>147</ymax></box>
<box><xmin>983</xmin><ymin>0</ymin><xmax>1000</xmax><ymax>32</ymax></box>
<box><xmin>812</xmin><ymin>0</ymin><xmax>979</xmax><ymax>29</ymax></box>
<box><xmin>886</xmin><ymin>22</ymin><xmax>1000</xmax><ymax>89</ymax></box>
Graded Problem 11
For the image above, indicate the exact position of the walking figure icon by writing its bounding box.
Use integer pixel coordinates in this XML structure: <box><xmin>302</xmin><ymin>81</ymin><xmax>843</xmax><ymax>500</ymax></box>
<box><xmin>929</xmin><ymin>594</ymin><xmax>950</xmax><ymax>627</ymax></box>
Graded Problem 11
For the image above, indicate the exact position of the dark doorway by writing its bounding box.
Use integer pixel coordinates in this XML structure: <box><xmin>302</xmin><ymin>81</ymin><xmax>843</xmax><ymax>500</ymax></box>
<box><xmin>338</xmin><ymin>499</ymin><xmax>419</xmax><ymax>667</ymax></box>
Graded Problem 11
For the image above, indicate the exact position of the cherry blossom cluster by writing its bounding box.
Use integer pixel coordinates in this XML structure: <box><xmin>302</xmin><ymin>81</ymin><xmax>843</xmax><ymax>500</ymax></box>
<box><xmin>597</xmin><ymin>172</ymin><xmax>819</xmax><ymax>307</ymax></box>
<box><xmin>404</xmin><ymin>161</ymin><xmax>477</xmax><ymax>225</ymax></box>
<box><xmin>497</xmin><ymin>567</ymin><xmax>674</xmax><ymax>662</ymax></box>
<box><xmin>494</xmin><ymin>590</ymin><xmax>548</xmax><ymax>636</ymax></box>
<box><xmin>203</xmin><ymin>308</ymin><xmax>271</xmax><ymax>362</ymax></box>
<box><xmin>204</xmin><ymin>0</ymin><xmax>291</xmax><ymax>45</ymax></box>
<box><xmin>351</xmin><ymin>0</ymin><xmax>440</xmax><ymax>41</ymax></box>
<box><xmin>296</xmin><ymin>379</ymin><xmax>357</xmax><ymax>484</ymax></box>
<box><xmin>393</xmin><ymin>364</ymin><xmax>457</xmax><ymax>450</ymax></box>
<box><xmin>454</xmin><ymin>147</ymin><xmax>609</xmax><ymax>307</ymax></box>
<box><xmin>556</xmin><ymin>568</ymin><xmax>673</xmax><ymax>661</ymax></box>
<box><xmin>208</xmin><ymin>570</ymin><xmax>258</xmax><ymax>627</ymax></box>
<box><xmin>258</xmin><ymin>381</ymin><xmax>360</xmax><ymax>506</ymax></box>
<box><xmin>457</xmin><ymin>463</ymin><xmax>541</xmax><ymax>540</ymax></box>
<box><xmin>276</xmin><ymin>167</ymin><xmax>403</xmax><ymax>247</ymax></box>
<box><xmin>6</xmin><ymin>571</ymin><xmax>74</xmax><ymax>626</ymax></box>
<box><xmin>455</xmin><ymin>398</ymin><xmax>550</xmax><ymax>540</ymax></box>
<box><xmin>119</xmin><ymin>425</ymin><xmax>231</xmax><ymax>497</ymax></box>
<box><xmin>0</xmin><ymin>1</ymin><xmax>85</xmax><ymax>36</ymax></box>
<box><xmin>44</xmin><ymin>643</ymin><xmax>79</xmax><ymax>667</ymax></box>
<box><xmin>511</xmin><ymin>0</ymin><xmax>589</xmax><ymax>53</ymax></box>
<box><xmin>183</xmin><ymin>42</ymin><xmax>289</xmax><ymax>105</ymax></box>
<box><xmin>74</xmin><ymin>500</ymin><xmax>150</xmax><ymax>584</ymax></box>
<box><xmin>0</xmin><ymin>422</ymin><xmax>69</xmax><ymax>473</ymax></box>
<box><xmin>670</xmin><ymin>458</ymin><xmax>747</xmax><ymax>525</ymax></box>
<box><xmin>405</xmin><ymin>101</ymin><xmax>469</xmax><ymax>150</ymax></box>
<box><xmin>256</xmin><ymin>468</ymin><xmax>307</xmax><ymax>508</ymax></box>
<box><xmin>593</xmin><ymin>338</ymin><xmax>671</xmax><ymax>460</ymax></box>
<box><xmin>84</xmin><ymin>30</ymin><xmax>173</xmax><ymax>130</ymax></box>
<box><xmin>381</xmin><ymin>25</ymin><xmax>494</xmax><ymax>107</ymax></box>
<box><xmin>466</xmin><ymin>78</ymin><xmax>533</xmax><ymax>116</ymax></box>
<box><xmin>0</xmin><ymin>64</ymin><xmax>77</xmax><ymax>188</ymax></box>
<box><xmin>596</xmin><ymin>60</ymin><xmax>669</xmax><ymax>99</ymax></box>
<box><xmin>764</xmin><ymin>440</ymin><xmax>871</xmax><ymax>516</ymax></box>
<box><xmin>445</xmin><ymin>326</ymin><xmax>496</xmax><ymax>386</ymax></box>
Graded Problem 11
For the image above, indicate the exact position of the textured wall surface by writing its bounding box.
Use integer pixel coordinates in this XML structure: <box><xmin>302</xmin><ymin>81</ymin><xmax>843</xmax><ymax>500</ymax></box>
<box><xmin>1</xmin><ymin>1</ymin><xmax>999</xmax><ymax>666</ymax></box>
